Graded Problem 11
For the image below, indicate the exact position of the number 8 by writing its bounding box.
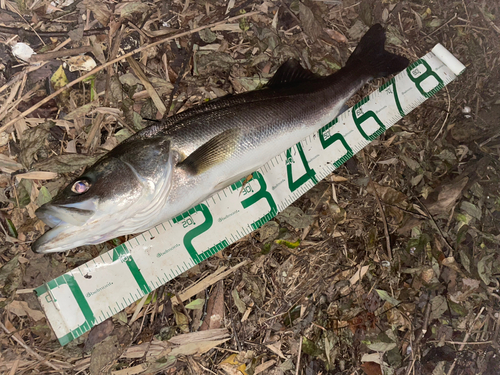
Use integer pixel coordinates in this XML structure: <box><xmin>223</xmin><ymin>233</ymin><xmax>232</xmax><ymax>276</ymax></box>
<box><xmin>407</xmin><ymin>59</ymin><xmax>444</xmax><ymax>98</ymax></box>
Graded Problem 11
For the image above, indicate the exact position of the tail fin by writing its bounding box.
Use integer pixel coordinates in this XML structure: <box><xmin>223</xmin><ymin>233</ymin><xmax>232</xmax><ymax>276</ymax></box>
<box><xmin>345</xmin><ymin>24</ymin><xmax>409</xmax><ymax>78</ymax></box>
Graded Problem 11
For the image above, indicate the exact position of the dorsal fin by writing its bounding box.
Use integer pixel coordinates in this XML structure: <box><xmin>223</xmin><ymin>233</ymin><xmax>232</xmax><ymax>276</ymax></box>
<box><xmin>266</xmin><ymin>59</ymin><xmax>318</xmax><ymax>88</ymax></box>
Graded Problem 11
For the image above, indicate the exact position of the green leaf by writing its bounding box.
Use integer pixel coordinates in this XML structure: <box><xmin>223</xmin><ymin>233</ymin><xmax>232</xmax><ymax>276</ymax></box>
<box><xmin>6</xmin><ymin>219</ymin><xmax>17</xmax><ymax>238</ymax></box>
<box><xmin>430</xmin><ymin>295</ymin><xmax>447</xmax><ymax>321</ymax></box>
<box><xmin>238</xmin><ymin>10</ymin><xmax>249</xmax><ymax>31</ymax></box>
<box><xmin>185</xmin><ymin>298</ymin><xmax>205</xmax><ymax>310</ymax></box>
<box><xmin>302</xmin><ymin>336</ymin><xmax>323</xmax><ymax>357</ymax></box>
<box><xmin>231</xmin><ymin>289</ymin><xmax>246</xmax><ymax>314</ymax></box>
<box><xmin>477</xmin><ymin>254</ymin><xmax>494</xmax><ymax>285</ymax></box>
<box><xmin>448</xmin><ymin>300</ymin><xmax>467</xmax><ymax>316</ymax></box>
<box><xmin>36</xmin><ymin>186</ymin><xmax>52</xmax><ymax>207</ymax></box>
<box><xmin>366</xmin><ymin>341</ymin><xmax>397</xmax><ymax>352</ymax></box>
<box><xmin>16</xmin><ymin>179</ymin><xmax>32</xmax><ymax>207</ymax></box>
<box><xmin>50</xmin><ymin>65</ymin><xmax>69</xmax><ymax>90</ymax></box>
<box><xmin>375</xmin><ymin>289</ymin><xmax>400</xmax><ymax>306</ymax></box>
<box><xmin>460</xmin><ymin>201</ymin><xmax>482</xmax><ymax>220</ymax></box>
<box><xmin>429</xmin><ymin>18</ymin><xmax>443</xmax><ymax>27</ymax></box>
<box><xmin>275</xmin><ymin>239</ymin><xmax>301</xmax><ymax>249</ymax></box>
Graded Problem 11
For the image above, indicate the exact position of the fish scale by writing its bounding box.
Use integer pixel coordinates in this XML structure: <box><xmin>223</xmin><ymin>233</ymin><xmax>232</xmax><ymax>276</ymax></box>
<box><xmin>34</xmin><ymin>44</ymin><xmax>465</xmax><ymax>345</ymax></box>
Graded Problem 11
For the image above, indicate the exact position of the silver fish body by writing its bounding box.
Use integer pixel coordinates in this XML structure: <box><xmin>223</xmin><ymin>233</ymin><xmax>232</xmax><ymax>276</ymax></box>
<box><xmin>33</xmin><ymin>24</ymin><xmax>409</xmax><ymax>253</ymax></box>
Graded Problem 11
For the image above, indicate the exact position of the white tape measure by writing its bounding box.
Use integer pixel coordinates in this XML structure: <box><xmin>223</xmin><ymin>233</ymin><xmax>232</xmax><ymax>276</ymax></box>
<box><xmin>35</xmin><ymin>44</ymin><xmax>465</xmax><ymax>345</ymax></box>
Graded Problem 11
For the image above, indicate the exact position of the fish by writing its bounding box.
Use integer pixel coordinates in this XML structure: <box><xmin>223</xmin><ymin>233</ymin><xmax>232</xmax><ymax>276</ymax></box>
<box><xmin>33</xmin><ymin>24</ymin><xmax>409</xmax><ymax>253</ymax></box>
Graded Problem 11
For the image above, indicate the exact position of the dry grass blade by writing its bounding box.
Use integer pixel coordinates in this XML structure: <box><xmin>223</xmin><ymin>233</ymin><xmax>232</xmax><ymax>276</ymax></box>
<box><xmin>126</xmin><ymin>56</ymin><xmax>166</xmax><ymax>116</ymax></box>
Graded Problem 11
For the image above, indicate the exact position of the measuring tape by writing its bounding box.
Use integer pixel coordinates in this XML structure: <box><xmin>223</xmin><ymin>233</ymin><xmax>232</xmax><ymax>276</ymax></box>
<box><xmin>35</xmin><ymin>44</ymin><xmax>465</xmax><ymax>345</ymax></box>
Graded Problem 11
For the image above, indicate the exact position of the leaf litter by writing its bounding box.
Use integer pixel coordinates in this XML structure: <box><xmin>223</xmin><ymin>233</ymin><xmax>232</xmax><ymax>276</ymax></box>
<box><xmin>1</xmin><ymin>0</ymin><xmax>500</xmax><ymax>374</ymax></box>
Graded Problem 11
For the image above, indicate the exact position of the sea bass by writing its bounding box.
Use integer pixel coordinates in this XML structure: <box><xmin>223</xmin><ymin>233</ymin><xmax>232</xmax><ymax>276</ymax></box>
<box><xmin>33</xmin><ymin>24</ymin><xmax>408</xmax><ymax>253</ymax></box>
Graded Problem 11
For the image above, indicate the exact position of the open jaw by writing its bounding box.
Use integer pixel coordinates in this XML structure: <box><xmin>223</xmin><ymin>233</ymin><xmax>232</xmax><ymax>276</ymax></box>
<box><xmin>33</xmin><ymin>204</ymin><xmax>106</xmax><ymax>253</ymax></box>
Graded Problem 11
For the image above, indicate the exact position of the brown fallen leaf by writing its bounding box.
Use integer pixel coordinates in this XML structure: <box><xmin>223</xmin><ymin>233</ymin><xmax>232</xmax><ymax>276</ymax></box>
<box><xmin>84</xmin><ymin>318</ymin><xmax>114</xmax><ymax>353</ymax></box>
<box><xmin>425</xmin><ymin>177</ymin><xmax>468</xmax><ymax>215</ymax></box>
<box><xmin>200</xmin><ymin>280</ymin><xmax>225</xmax><ymax>330</ymax></box>
<box><xmin>361</xmin><ymin>362</ymin><xmax>383</xmax><ymax>375</ymax></box>
<box><xmin>6</xmin><ymin>300</ymin><xmax>45</xmax><ymax>321</ymax></box>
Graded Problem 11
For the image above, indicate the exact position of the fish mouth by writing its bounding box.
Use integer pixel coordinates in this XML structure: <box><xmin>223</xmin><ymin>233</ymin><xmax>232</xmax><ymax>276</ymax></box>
<box><xmin>33</xmin><ymin>201</ymin><xmax>101</xmax><ymax>253</ymax></box>
<box><xmin>36</xmin><ymin>201</ymin><xmax>96</xmax><ymax>228</ymax></box>
<box><xmin>33</xmin><ymin>224</ymin><xmax>83</xmax><ymax>253</ymax></box>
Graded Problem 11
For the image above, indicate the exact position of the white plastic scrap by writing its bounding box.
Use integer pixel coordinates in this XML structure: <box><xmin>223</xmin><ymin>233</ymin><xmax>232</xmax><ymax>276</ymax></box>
<box><xmin>12</xmin><ymin>43</ymin><xmax>35</xmax><ymax>61</ymax></box>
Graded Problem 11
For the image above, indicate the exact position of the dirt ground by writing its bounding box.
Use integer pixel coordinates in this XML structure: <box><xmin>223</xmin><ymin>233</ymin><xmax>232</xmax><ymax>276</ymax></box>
<box><xmin>1</xmin><ymin>0</ymin><xmax>500</xmax><ymax>374</ymax></box>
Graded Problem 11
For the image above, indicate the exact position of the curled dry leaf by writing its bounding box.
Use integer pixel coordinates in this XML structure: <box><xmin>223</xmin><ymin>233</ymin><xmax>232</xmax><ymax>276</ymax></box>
<box><xmin>276</xmin><ymin>206</ymin><xmax>314</xmax><ymax>228</ymax></box>
<box><xmin>19</xmin><ymin>122</ymin><xmax>51</xmax><ymax>169</ymax></box>
<box><xmin>67</xmin><ymin>55</ymin><xmax>97</xmax><ymax>72</ymax></box>
<box><xmin>32</xmin><ymin>154</ymin><xmax>103</xmax><ymax>173</ymax></box>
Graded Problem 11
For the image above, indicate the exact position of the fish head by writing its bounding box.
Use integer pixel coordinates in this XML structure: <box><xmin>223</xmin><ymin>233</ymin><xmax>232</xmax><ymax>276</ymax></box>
<box><xmin>33</xmin><ymin>136</ymin><xmax>174</xmax><ymax>253</ymax></box>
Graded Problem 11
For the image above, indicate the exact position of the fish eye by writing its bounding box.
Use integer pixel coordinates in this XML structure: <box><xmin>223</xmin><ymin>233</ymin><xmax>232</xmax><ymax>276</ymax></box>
<box><xmin>71</xmin><ymin>180</ymin><xmax>91</xmax><ymax>194</ymax></box>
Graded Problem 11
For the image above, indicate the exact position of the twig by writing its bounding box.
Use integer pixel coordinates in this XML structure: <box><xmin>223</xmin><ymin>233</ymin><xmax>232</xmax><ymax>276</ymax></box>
<box><xmin>0</xmin><ymin>11</ymin><xmax>260</xmax><ymax>133</ymax></box>
<box><xmin>29</xmin><ymin>45</ymin><xmax>94</xmax><ymax>63</ymax></box>
<box><xmin>433</xmin><ymin>86</ymin><xmax>451</xmax><ymax>141</ymax></box>
<box><xmin>165</xmin><ymin>42</ymin><xmax>193</xmax><ymax>117</ymax></box>
<box><xmin>0</xmin><ymin>321</ymin><xmax>61</xmax><ymax>371</ymax></box>
<box><xmin>280</xmin><ymin>0</ymin><xmax>301</xmax><ymax>25</ymax></box>
<box><xmin>415</xmin><ymin>197</ymin><xmax>455</xmax><ymax>255</ymax></box>
<box><xmin>405</xmin><ymin>299</ymin><xmax>431</xmax><ymax>375</ymax></box>
<box><xmin>361</xmin><ymin>156</ymin><xmax>392</xmax><ymax>261</ymax></box>
<box><xmin>428</xmin><ymin>340</ymin><xmax>492</xmax><ymax>345</ymax></box>
<box><xmin>446</xmin><ymin>307</ymin><xmax>485</xmax><ymax>375</ymax></box>
<box><xmin>492</xmin><ymin>306</ymin><xmax>500</xmax><ymax>344</ymax></box>
<box><xmin>295</xmin><ymin>335</ymin><xmax>303</xmax><ymax>375</ymax></box>
<box><xmin>230</xmin><ymin>274</ymin><xmax>242</xmax><ymax>352</ymax></box>
<box><xmin>420</xmin><ymin>13</ymin><xmax>458</xmax><ymax>40</ymax></box>
<box><xmin>0</xmin><ymin>25</ymin><xmax>108</xmax><ymax>38</ymax></box>
<box><xmin>175</xmin><ymin>293</ymin><xmax>192</xmax><ymax>323</ymax></box>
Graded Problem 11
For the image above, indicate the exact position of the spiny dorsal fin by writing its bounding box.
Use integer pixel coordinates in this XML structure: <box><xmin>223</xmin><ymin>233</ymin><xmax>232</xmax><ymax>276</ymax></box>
<box><xmin>266</xmin><ymin>59</ymin><xmax>318</xmax><ymax>88</ymax></box>
<box><xmin>178</xmin><ymin>128</ymin><xmax>241</xmax><ymax>175</ymax></box>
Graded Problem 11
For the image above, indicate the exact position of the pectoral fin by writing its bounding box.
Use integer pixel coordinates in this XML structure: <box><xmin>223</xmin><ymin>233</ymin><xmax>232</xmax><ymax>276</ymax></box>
<box><xmin>178</xmin><ymin>128</ymin><xmax>241</xmax><ymax>175</ymax></box>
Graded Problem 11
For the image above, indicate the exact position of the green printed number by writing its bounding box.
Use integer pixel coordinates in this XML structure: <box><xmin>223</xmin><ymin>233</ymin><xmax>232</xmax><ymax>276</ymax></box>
<box><xmin>34</xmin><ymin>274</ymin><xmax>95</xmax><ymax>346</ymax></box>
<box><xmin>407</xmin><ymin>59</ymin><xmax>444</xmax><ymax>98</ymax></box>
<box><xmin>379</xmin><ymin>78</ymin><xmax>405</xmax><ymax>117</ymax></box>
<box><xmin>286</xmin><ymin>143</ymin><xmax>318</xmax><ymax>192</ymax></box>
<box><xmin>173</xmin><ymin>204</ymin><xmax>228</xmax><ymax>263</ymax></box>
<box><xmin>352</xmin><ymin>97</ymin><xmax>386</xmax><ymax>141</ymax></box>
<box><xmin>112</xmin><ymin>245</ymin><xmax>151</xmax><ymax>295</ymax></box>
<box><xmin>318</xmin><ymin>118</ymin><xmax>353</xmax><ymax>168</ymax></box>
<box><xmin>232</xmin><ymin>172</ymin><xmax>277</xmax><ymax>230</ymax></box>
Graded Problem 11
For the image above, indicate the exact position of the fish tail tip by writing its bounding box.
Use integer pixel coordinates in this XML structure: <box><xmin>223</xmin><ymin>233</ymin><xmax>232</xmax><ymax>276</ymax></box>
<box><xmin>346</xmin><ymin>23</ymin><xmax>409</xmax><ymax>78</ymax></box>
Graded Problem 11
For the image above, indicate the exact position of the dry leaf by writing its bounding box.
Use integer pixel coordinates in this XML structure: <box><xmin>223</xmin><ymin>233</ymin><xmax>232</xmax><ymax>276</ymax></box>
<box><xmin>426</xmin><ymin>178</ymin><xmax>468</xmax><ymax>215</ymax></box>
<box><xmin>84</xmin><ymin>0</ymin><xmax>111</xmax><ymax>26</ymax></box>
<box><xmin>361</xmin><ymin>362</ymin><xmax>383</xmax><ymax>375</ymax></box>
<box><xmin>6</xmin><ymin>300</ymin><xmax>45</xmax><ymax>321</ymax></box>
<box><xmin>266</xmin><ymin>341</ymin><xmax>285</xmax><ymax>359</ymax></box>
<box><xmin>299</xmin><ymin>2</ymin><xmax>323</xmax><ymax>41</ymax></box>
<box><xmin>67</xmin><ymin>55</ymin><xmax>97</xmax><ymax>72</ymax></box>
